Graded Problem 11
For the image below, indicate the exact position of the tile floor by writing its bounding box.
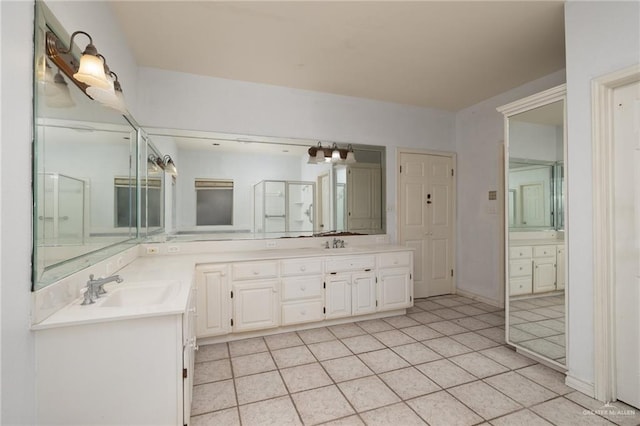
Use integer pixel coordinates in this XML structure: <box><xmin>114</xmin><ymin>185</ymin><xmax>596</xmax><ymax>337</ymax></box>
<box><xmin>190</xmin><ymin>294</ymin><xmax>639</xmax><ymax>426</ymax></box>
<box><xmin>509</xmin><ymin>293</ymin><xmax>565</xmax><ymax>363</ymax></box>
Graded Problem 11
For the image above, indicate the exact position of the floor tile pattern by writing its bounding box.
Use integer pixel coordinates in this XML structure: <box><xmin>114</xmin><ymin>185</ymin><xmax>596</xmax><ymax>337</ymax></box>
<box><xmin>191</xmin><ymin>294</ymin><xmax>638</xmax><ymax>425</ymax></box>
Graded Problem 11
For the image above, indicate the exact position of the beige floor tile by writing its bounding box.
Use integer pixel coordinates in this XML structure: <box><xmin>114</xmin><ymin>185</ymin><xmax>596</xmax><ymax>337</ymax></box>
<box><xmin>531</xmin><ymin>397</ymin><xmax>616</xmax><ymax>425</ymax></box>
<box><xmin>341</xmin><ymin>334</ymin><xmax>385</xmax><ymax>354</ymax></box>
<box><xmin>383</xmin><ymin>315</ymin><xmax>421</xmax><ymax>328</ymax></box>
<box><xmin>359</xmin><ymin>402</ymin><xmax>427</xmax><ymax>425</ymax></box>
<box><xmin>451</xmin><ymin>317</ymin><xmax>493</xmax><ymax>331</ymax></box>
<box><xmin>356</xmin><ymin>319</ymin><xmax>395</xmax><ymax>333</ymax></box>
<box><xmin>235</xmin><ymin>370</ymin><xmax>287</xmax><ymax>405</ymax></box>
<box><xmin>239</xmin><ymin>396</ymin><xmax>302</xmax><ymax>426</ymax></box>
<box><xmin>537</xmin><ymin>318</ymin><xmax>566</xmax><ymax>333</ymax></box>
<box><xmin>271</xmin><ymin>345</ymin><xmax>316</xmax><ymax>368</ymax></box>
<box><xmin>450</xmin><ymin>296</ymin><xmax>476</xmax><ymax>305</ymax></box>
<box><xmin>449</xmin><ymin>352</ymin><xmax>509</xmax><ymax>378</ymax></box>
<box><xmin>329</xmin><ymin>323</ymin><xmax>367</xmax><ymax>338</ymax></box>
<box><xmin>308</xmin><ymin>340</ymin><xmax>352</xmax><ymax>361</ymax></box>
<box><xmin>372</xmin><ymin>329</ymin><xmax>416</xmax><ymax>347</ymax></box>
<box><xmin>513</xmin><ymin>322</ymin><xmax>559</xmax><ymax>338</ymax></box>
<box><xmin>407</xmin><ymin>305</ymin><xmax>425</xmax><ymax>314</ymax></box>
<box><xmin>358</xmin><ymin>348</ymin><xmax>410</xmax><ymax>373</ymax></box>
<box><xmin>432</xmin><ymin>297</ymin><xmax>466</xmax><ymax>308</ymax></box>
<box><xmin>399</xmin><ymin>325</ymin><xmax>443</xmax><ymax>341</ymax></box>
<box><xmin>475</xmin><ymin>313</ymin><xmax>505</xmax><ymax>326</ymax></box>
<box><xmin>392</xmin><ymin>342</ymin><xmax>442</xmax><ymax>364</ymax></box>
<box><xmin>544</xmin><ymin>334</ymin><xmax>566</xmax><ymax>347</ymax></box>
<box><xmin>490</xmin><ymin>409</ymin><xmax>553</xmax><ymax>426</ymax></box>
<box><xmin>228</xmin><ymin>337</ymin><xmax>267</xmax><ymax>357</ymax></box>
<box><xmin>509</xmin><ymin>327</ymin><xmax>538</xmax><ymax>343</ymax></box>
<box><xmin>414</xmin><ymin>300</ymin><xmax>444</xmax><ymax>311</ymax></box>
<box><xmin>291</xmin><ymin>385</ymin><xmax>355</xmax><ymax>424</ymax></box>
<box><xmin>479</xmin><ymin>346</ymin><xmax>536</xmax><ymax>370</ymax></box>
<box><xmin>428</xmin><ymin>320</ymin><xmax>468</xmax><ymax>336</ymax></box>
<box><xmin>432</xmin><ymin>308</ymin><xmax>468</xmax><ymax>320</ymax></box>
<box><xmin>280</xmin><ymin>362</ymin><xmax>333</xmax><ymax>393</ymax></box>
<box><xmin>485</xmin><ymin>372</ymin><xmax>557</xmax><ymax>406</ymax></box>
<box><xmin>564</xmin><ymin>391</ymin><xmax>640</xmax><ymax>426</ymax></box>
<box><xmin>475</xmin><ymin>327</ymin><xmax>506</xmax><ymax>344</ymax></box>
<box><xmin>415</xmin><ymin>359</ymin><xmax>477</xmax><ymax>388</ymax></box>
<box><xmin>231</xmin><ymin>351</ymin><xmax>276</xmax><ymax>377</ymax></box>
<box><xmin>298</xmin><ymin>327</ymin><xmax>336</xmax><ymax>344</ymax></box>
<box><xmin>451</xmin><ymin>331</ymin><xmax>501</xmax><ymax>350</ymax></box>
<box><xmin>519</xmin><ymin>338</ymin><xmax>565</xmax><ymax>360</ymax></box>
<box><xmin>322</xmin><ymin>355</ymin><xmax>374</xmax><ymax>382</ymax></box>
<box><xmin>264</xmin><ymin>332</ymin><xmax>304</xmax><ymax>350</ymax></box>
<box><xmin>379</xmin><ymin>367</ymin><xmax>440</xmax><ymax>399</ymax></box>
<box><xmin>423</xmin><ymin>336</ymin><xmax>474</xmax><ymax>357</ymax></box>
<box><xmin>338</xmin><ymin>376</ymin><xmax>400</xmax><ymax>412</ymax></box>
<box><xmin>194</xmin><ymin>358</ymin><xmax>232</xmax><ymax>385</ymax></box>
<box><xmin>195</xmin><ymin>343</ymin><xmax>229</xmax><ymax>363</ymax></box>
<box><xmin>407</xmin><ymin>390</ymin><xmax>483</xmax><ymax>426</ymax></box>
<box><xmin>320</xmin><ymin>415</ymin><xmax>365</xmax><ymax>425</ymax></box>
<box><xmin>191</xmin><ymin>407</ymin><xmax>240</xmax><ymax>426</ymax></box>
<box><xmin>473</xmin><ymin>303</ymin><xmax>504</xmax><ymax>313</ymax></box>
<box><xmin>452</xmin><ymin>305</ymin><xmax>488</xmax><ymax>316</ymax></box>
<box><xmin>517</xmin><ymin>364</ymin><xmax>574</xmax><ymax>395</ymax></box>
<box><xmin>408</xmin><ymin>311</ymin><xmax>443</xmax><ymax>324</ymax></box>
<box><xmin>449</xmin><ymin>381</ymin><xmax>522</xmax><ymax>420</ymax></box>
<box><xmin>511</xmin><ymin>311</ymin><xmax>548</xmax><ymax>322</ymax></box>
<box><xmin>191</xmin><ymin>379</ymin><xmax>236</xmax><ymax>416</ymax></box>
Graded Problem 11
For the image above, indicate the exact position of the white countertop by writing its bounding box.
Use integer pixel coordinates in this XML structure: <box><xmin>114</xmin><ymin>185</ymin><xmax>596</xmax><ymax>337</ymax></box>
<box><xmin>509</xmin><ymin>239</ymin><xmax>564</xmax><ymax>247</ymax></box>
<box><xmin>32</xmin><ymin>244</ymin><xmax>410</xmax><ymax>330</ymax></box>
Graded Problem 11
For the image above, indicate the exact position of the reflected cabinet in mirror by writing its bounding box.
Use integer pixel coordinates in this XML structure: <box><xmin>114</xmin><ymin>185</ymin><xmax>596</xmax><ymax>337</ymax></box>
<box><xmin>149</xmin><ymin>129</ymin><xmax>386</xmax><ymax>240</ymax></box>
<box><xmin>498</xmin><ymin>84</ymin><xmax>567</xmax><ymax>368</ymax></box>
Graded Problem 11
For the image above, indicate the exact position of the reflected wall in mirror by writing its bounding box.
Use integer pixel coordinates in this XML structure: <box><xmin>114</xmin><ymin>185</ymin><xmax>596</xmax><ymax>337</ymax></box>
<box><xmin>499</xmin><ymin>85</ymin><xmax>567</xmax><ymax>368</ymax></box>
<box><xmin>33</xmin><ymin>3</ymin><xmax>139</xmax><ymax>290</ymax></box>
<box><xmin>149</xmin><ymin>130</ymin><xmax>385</xmax><ymax>240</ymax></box>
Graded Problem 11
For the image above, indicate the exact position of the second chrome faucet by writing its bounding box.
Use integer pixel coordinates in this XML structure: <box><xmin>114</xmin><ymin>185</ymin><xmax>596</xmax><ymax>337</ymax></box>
<box><xmin>81</xmin><ymin>274</ymin><xmax>123</xmax><ymax>305</ymax></box>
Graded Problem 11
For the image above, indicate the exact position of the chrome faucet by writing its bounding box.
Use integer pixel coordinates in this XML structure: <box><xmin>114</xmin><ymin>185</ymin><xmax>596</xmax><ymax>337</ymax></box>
<box><xmin>332</xmin><ymin>238</ymin><xmax>346</xmax><ymax>249</ymax></box>
<box><xmin>81</xmin><ymin>274</ymin><xmax>123</xmax><ymax>305</ymax></box>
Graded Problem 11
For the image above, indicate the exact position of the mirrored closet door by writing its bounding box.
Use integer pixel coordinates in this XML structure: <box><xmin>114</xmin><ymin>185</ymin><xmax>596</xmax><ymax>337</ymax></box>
<box><xmin>498</xmin><ymin>85</ymin><xmax>567</xmax><ymax>368</ymax></box>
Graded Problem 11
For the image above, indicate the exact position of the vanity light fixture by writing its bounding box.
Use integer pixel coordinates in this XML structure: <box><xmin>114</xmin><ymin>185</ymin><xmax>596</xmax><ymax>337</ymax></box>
<box><xmin>163</xmin><ymin>155</ymin><xmax>178</xmax><ymax>177</ymax></box>
<box><xmin>58</xmin><ymin>31</ymin><xmax>111</xmax><ymax>89</ymax></box>
<box><xmin>86</xmin><ymin>71</ymin><xmax>127</xmax><ymax>113</ymax></box>
<box><xmin>307</xmin><ymin>142</ymin><xmax>357</xmax><ymax>164</ymax></box>
<box><xmin>46</xmin><ymin>70</ymin><xmax>75</xmax><ymax>108</ymax></box>
<box><xmin>148</xmin><ymin>154</ymin><xmax>163</xmax><ymax>173</ymax></box>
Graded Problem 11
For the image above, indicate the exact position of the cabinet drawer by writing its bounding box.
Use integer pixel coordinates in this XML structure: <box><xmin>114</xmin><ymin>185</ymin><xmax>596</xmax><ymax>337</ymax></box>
<box><xmin>325</xmin><ymin>255</ymin><xmax>375</xmax><ymax>273</ymax></box>
<box><xmin>533</xmin><ymin>245</ymin><xmax>556</xmax><ymax>258</ymax></box>
<box><xmin>510</xmin><ymin>259</ymin><xmax>532</xmax><ymax>278</ymax></box>
<box><xmin>232</xmin><ymin>261</ymin><xmax>278</xmax><ymax>280</ymax></box>
<box><xmin>281</xmin><ymin>276</ymin><xmax>323</xmax><ymax>301</ymax></box>
<box><xmin>281</xmin><ymin>300</ymin><xmax>324</xmax><ymax>325</ymax></box>
<box><xmin>510</xmin><ymin>277</ymin><xmax>532</xmax><ymax>296</ymax></box>
<box><xmin>280</xmin><ymin>258</ymin><xmax>323</xmax><ymax>277</ymax></box>
<box><xmin>509</xmin><ymin>246</ymin><xmax>532</xmax><ymax>259</ymax></box>
<box><xmin>378</xmin><ymin>251</ymin><xmax>412</xmax><ymax>268</ymax></box>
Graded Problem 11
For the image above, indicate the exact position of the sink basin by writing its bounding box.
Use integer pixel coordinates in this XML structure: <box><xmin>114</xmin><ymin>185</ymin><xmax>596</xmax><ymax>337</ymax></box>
<box><xmin>99</xmin><ymin>281</ymin><xmax>180</xmax><ymax>308</ymax></box>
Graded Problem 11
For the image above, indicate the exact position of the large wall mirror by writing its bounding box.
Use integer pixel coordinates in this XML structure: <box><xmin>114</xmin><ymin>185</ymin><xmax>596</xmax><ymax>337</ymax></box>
<box><xmin>499</xmin><ymin>84</ymin><xmax>567</xmax><ymax>368</ymax></box>
<box><xmin>32</xmin><ymin>3</ymin><xmax>155</xmax><ymax>291</ymax></box>
<box><xmin>149</xmin><ymin>129</ymin><xmax>386</xmax><ymax>240</ymax></box>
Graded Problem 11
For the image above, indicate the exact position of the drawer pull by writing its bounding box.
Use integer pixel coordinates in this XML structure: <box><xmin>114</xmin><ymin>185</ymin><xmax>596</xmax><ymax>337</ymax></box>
<box><xmin>301</xmin><ymin>310</ymin><xmax>306</xmax><ymax>316</ymax></box>
<box><xmin>393</xmin><ymin>260</ymin><xmax>398</xmax><ymax>265</ymax></box>
<box><xmin>300</xmin><ymin>266</ymin><xmax>306</xmax><ymax>271</ymax></box>
<box><xmin>253</xmin><ymin>271</ymin><xmax>259</xmax><ymax>275</ymax></box>
<box><xmin>300</xmin><ymin>286</ymin><xmax>306</xmax><ymax>291</ymax></box>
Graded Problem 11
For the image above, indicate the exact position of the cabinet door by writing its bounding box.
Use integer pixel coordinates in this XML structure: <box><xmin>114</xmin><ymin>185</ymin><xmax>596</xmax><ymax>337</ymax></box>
<box><xmin>183</xmin><ymin>287</ymin><xmax>197</xmax><ymax>424</ymax></box>
<box><xmin>378</xmin><ymin>268</ymin><xmax>412</xmax><ymax>311</ymax></box>
<box><xmin>196</xmin><ymin>265</ymin><xmax>231</xmax><ymax>338</ymax></box>
<box><xmin>233</xmin><ymin>280</ymin><xmax>280</xmax><ymax>332</ymax></box>
<box><xmin>533</xmin><ymin>259</ymin><xmax>556</xmax><ymax>293</ymax></box>
<box><xmin>352</xmin><ymin>272</ymin><xmax>377</xmax><ymax>315</ymax></box>
<box><xmin>556</xmin><ymin>246</ymin><xmax>565</xmax><ymax>290</ymax></box>
<box><xmin>325</xmin><ymin>274</ymin><xmax>352</xmax><ymax>319</ymax></box>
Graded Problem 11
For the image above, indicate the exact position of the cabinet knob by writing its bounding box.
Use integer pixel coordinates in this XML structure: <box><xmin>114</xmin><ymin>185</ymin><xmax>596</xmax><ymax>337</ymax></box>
<box><xmin>300</xmin><ymin>266</ymin><xmax>306</xmax><ymax>271</ymax></box>
<box><xmin>300</xmin><ymin>285</ymin><xmax>306</xmax><ymax>291</ymax></box>
<box><xmin>253</xmin><ymin>271</ymin><xmax>259</xmax><ymax>275</ymax></box>
<box><xmin>301</xmin><ymin>310</ymin><xmax>306</xmax><ymax>316</ymax></box>
<box><xmin>393</xmin><ymin>260</ymin><xmax>398</xmax><ymax>265</ymax></box>
<box><xmin>188</xmin><ymin>307</ymin><xmax>196</xmax><ymax>313</ymax></box>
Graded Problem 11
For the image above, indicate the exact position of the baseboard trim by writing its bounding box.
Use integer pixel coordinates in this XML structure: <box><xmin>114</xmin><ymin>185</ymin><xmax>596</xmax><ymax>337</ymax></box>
<box><xmin>455</xmin><ymin>288</ymin><xmax>504</xmax><ymax>309</ymax></box>
<box><xmin>566</xmin><ymin>374</ymin><xmax>596</xmax><ymax>398</ymax></box>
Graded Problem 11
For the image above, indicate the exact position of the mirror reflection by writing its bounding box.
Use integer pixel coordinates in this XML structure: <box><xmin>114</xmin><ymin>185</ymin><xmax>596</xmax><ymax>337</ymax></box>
<box><xmin>150</xmin><ymin>130</ymin><xmax>385</xmax><ymax>240</ymax></box>
<box><xmin>506</xmin><ymin>97</ymin><xmax>566</xmax><ymax>366</ymax></box>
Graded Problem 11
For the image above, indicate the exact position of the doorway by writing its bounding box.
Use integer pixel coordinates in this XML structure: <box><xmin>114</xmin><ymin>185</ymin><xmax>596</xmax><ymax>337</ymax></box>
<box><xmin>398</xmin><ymin>150</ymin><xmax>456</xmax><ymax>298</ymax></box>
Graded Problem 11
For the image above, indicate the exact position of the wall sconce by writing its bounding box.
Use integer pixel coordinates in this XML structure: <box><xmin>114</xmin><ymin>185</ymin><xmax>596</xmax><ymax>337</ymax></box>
<box><xmin>148</xmin><ymin>154</ymin><xmax>163</xmax><ymax>173</ymax></box>
<box><xmin>162</xmin><ymin>155</ymin><xmax>178</xmax><ymax>177</ymax></box>
<box><xmin>45</xmin><ymin>30</ymin><xmax>128</xmax><ymax>113</ymax></box>
<box><xmin>307</xmin><ymin>142</ymin><xmax>356</xmax><ymax>164</ymax></box>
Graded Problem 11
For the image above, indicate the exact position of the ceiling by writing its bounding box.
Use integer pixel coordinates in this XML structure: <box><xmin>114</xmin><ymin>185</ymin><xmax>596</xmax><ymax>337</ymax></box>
<box><xmin>110</xmin><ymin>1</ymin><xmax>565</xmax><ymax>111</ymax></box>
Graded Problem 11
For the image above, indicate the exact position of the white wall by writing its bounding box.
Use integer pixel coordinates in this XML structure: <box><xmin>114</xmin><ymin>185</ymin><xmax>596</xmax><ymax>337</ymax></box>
<box><xmin>1</xmin><ymin>1</ymin><xmax>139</xmax><ymax>423</ymax></box>
<box><xmin>454</xmin><ymin>70</ymin><xmax>566</xmax><ymax>305</ymax></box>
<box><xmin>136</xmin><ymin>67</ymin><xmax>457</xmax><ymax>242</ymax></box>
<box><xmin>564</xmin><ymin>0</ymin><xmax>640</xmax><ymax>388</ymax></box>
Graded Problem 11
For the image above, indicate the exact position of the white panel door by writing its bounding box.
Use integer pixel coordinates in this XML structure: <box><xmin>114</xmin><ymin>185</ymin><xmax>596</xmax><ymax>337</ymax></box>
<box><xmin>196</xmin><ymin>265</ymin><xmax>231</xmax><ymax>338</ymax></box>
<box><xmin>399</xmin><ymin>152</ymin><xmax>454</xmax><ymax>297</ymax></box>
<box><xmin>613</xmin><ymin>80</ymin><xmax>640</xmax><ymax>408</ymax></box>
<box><xmin>233</xmin><ymin>280</ymin><xmax>279</xmax><ymax>332</ymax></box>
<box><xmin>325</xmin><ymin>274</ymin><xmax>352</xmax><ymax>319</ymax></box>
<box><xmin>520</xmin><ymin>182</ymin><xmax>545</xmax><ymax>226</ymax></box>
<box><xmin>351</xmin><ymin>272</ymin><xmax>377</xmax><ymax>315</ymax></box>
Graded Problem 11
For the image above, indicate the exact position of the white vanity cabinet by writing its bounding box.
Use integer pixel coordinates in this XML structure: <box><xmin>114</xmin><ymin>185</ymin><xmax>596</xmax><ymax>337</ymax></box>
<box><xmin>377</xmin><ymin>251</ymin><xmax>413</xmax><ymax>310</ymax></box>
<box><xmin>231</xmin><ymin>261</ymin><xmax>280</xmax><ymax>332</ymax></box>
<box><xmin>196</xmin><ymin>264</ymin><xmax>231</xmax><ymax>337</ymax></box>
<box><xmin>280</xmin><ymin>258</ymin><xmax>325</xmax><ymax>325</ymax></box>
<box><xmin>508</xmin><ymin>242</ymin><xmax>564</xmax><ymax>295</ymax></box>
<box><xmin>35</xmin><ymin>287</ymin><xmax>196</xmax><ymax>425</ymax></box>
<box><xmin>556</xmin><ymin>245</ymin><xmax>566</xmax><ymax>290</ymax></box>
<box><xmin>325</xmin><ymin>255</ymin><xmax>377</xmax><ymax>318</ymax></box>
<box><xmin>533</xmin><ymin>245</ymin><xmax>557</xmax><ymax>293</ymax></box>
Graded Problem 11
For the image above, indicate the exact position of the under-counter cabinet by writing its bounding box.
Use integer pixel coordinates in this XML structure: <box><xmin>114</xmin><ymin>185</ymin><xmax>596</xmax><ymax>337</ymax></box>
<box><xmin>533</xmin><ymin>245</ymin><xmax>557</xmax><ymax>293</ymax></box>
<box><xmin>196</xmin><ymin>264</ymin><xmax>231</xmax><ymax>337</ymax></box>
<box><xmin>280</xmin><ymin>257</ymin><xmax>324</xmax><ymax>325</ymax></box>
<box><xmin>231</xmin><ymin>261</ymin><xmax>280</xmax><ymax>332</ymax></box>
<box><xmin>508</xmin><ymin>243</ymin><xmax>564</xmax><ymax>296</ymax></box>
<box><xmin>378</xmin><ymin>251</ymin><xmax>413</xmax><ymax>310</ymax></box>
<box><xmin>35</xmin><ymin>287</ymin><xmax>197</xmax><ymax>425</ymax></box>
<box><xmin>325</xmin><ymin>255</ymin><xmax>377</xmax><ymax>318</ymax></box>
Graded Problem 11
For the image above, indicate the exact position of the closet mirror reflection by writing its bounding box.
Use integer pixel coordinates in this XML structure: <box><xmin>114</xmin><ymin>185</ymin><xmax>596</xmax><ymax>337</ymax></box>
<box><xmin>148</xmin><ymin>129</ymin><xmax>385</xmax><ymax>240</ymax></box>
<box><xmin>500</xmin><ymin>85</ymin><xmax>567</xmax><ymax>367</ymax></box>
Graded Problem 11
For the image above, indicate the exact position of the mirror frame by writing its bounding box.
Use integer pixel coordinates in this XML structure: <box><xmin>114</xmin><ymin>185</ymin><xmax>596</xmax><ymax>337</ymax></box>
<box><xmin>499</xmin><ymin>84</ymin><xmax>568</xmax><ymax>368</ymax></box>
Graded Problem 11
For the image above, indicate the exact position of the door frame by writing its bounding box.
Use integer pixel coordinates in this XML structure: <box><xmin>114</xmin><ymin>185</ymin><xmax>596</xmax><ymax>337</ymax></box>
<box><xmin>396</xmin><ymin>147</ymin><xmax>457</xmax><ymax>294</ymax></box>
<box><xmin>592</xmin><ymin>64</ymin><xmax>640</xmax><ymax>402</ymax></box>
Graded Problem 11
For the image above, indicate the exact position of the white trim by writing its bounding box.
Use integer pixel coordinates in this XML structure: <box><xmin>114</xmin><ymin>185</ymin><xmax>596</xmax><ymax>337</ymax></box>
<box><xmin>566</xmin><ymin>374</ymin><xmax>596</xmax><ymax>398</ymax></box>
<box><xmin>497</xmin><ymin>84</ymin><xmax>566</xmax><ymax>117</ymax></box>
<box><xmin>592</xmin><ymin>64</ymin><xmax>640</xmax><ymax>403</ymax></box>
<box><xmin>455</xmin><ymin>288</ymin><xmax>504</xmax><ymax>309</ymax></box>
